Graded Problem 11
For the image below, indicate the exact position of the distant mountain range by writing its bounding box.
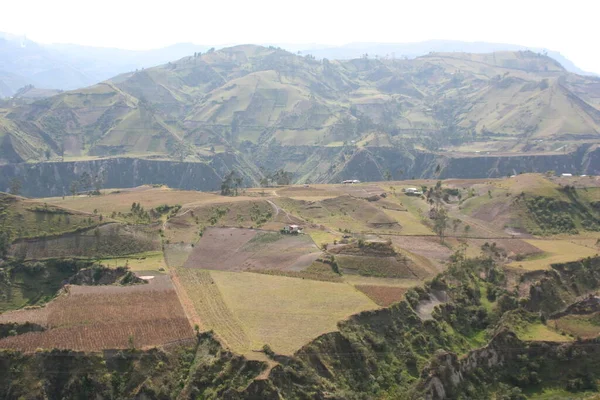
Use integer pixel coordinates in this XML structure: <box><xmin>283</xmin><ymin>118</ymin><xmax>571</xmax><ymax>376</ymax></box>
<box><xmin>0</xmin><ymin>32</ymin><xmax>211</xmax><ymax>97</ymax></box>
<box><xmin>0</xmin><ymin>33</ymin><xmax>597</xmax><ymax>98</ymax></box>
<box><xmin>292</xmin><ymin>40</ymin><xmax>599</xmax><ymax>77</ymax></box>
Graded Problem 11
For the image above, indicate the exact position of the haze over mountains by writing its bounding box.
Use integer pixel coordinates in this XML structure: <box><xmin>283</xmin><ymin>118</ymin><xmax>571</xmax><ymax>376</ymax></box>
<box><xmin>0</xmin><ymin>32</ymin><xmax>597</xmax><ymax>98</ymax></box>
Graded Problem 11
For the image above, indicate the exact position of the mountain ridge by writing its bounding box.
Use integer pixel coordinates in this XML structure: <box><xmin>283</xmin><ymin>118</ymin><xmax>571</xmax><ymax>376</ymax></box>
<box><xmin>1</xmin><ymin>45</ymin><xmax>600</xmax><ymax>193</ymax></box>
<box><xmin>0</xmin><ymin>34</ymin><xmax>597</xmax><ymax>99</ymax></box>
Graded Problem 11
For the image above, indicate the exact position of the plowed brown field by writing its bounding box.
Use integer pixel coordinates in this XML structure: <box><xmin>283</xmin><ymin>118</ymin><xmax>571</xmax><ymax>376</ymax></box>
<box><xmin>0</xmin><ymin>276</ymin><xmax>193</xmax><ymax>352</ymax></box>
<box><xmin>183</xmin><ymin>228</ymin><xmax>322</xmax><ymax>272</ymax></box>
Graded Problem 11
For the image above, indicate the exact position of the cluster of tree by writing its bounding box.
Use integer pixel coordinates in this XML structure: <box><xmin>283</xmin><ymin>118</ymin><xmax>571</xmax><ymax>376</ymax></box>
<box><xmin>259</xmin><ymin>169</ymin><xmax>293</xmax><ymax>187</ymax></box>
<box><xmin>170</xmin><ymin>140</ymin><xmax>193</xmax><ymax>161</ymax></box>
<box><xmin>221</xmin><ymin>171</ymin><xmax>243</xmax><ymax>196</ymax></box>
<box><xmin>425</xmin><ymin>181</ymin><xmax>449</xmax><ymax>242</ymax></box>
<box><xmin>69</xmin><ymin>172</ymin><xmax>103</xmax><ymax>197</ymax></box>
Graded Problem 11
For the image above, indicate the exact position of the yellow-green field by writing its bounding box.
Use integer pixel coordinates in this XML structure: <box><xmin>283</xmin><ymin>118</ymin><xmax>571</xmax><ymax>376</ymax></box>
<box><xmin>177</xmin><ymin>268</ymin><xmax>378</xmax><ymax>355</ymax></box>
<box><xmin>97</xmin><ymin>251</ymin><xmax>166</xmax><ymax>271</ymax></box>
<box><xmin>516</xmin><ymin>322</ymin><xmax>573</xmax><ymax>342</ymax></box>
<box><xmin>507</xmin><ymin>240</ymin><xmax>598</xmax><ymax>270</ymax></box>
<box><xmin>381</xmin><ymin>209</ymin><xmax>434</xmax><ymax>235</ymax></box>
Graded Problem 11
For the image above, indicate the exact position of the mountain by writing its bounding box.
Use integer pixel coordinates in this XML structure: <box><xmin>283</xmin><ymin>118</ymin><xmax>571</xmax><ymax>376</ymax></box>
<box><xmin>0</xmin><ymin>32</ymin><xmax>211</xmax><ymax>97</ymax></box>
<box><xmin>2</xmin><ymin>45</ymin><xmax>600</xmax><ymax>195</ymax></box>
<box><xmin>298</xmin><ymin>40</ymin><xmax>599</xmax><ymax>77</ymax></box>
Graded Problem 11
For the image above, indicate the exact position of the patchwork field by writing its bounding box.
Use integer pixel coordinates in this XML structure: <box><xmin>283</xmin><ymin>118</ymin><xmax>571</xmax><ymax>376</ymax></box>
<box><xmin>183</xmin><ymin>227</ymin><xmax>322</xmax><ymax>272</ymax></box>
<box><xmin>0</xmin><ymin>275</ymin><xmax>193</xmax><ymax>352</ymax></box>
<box><xmin>175</xmin><ymin>268</ymin><xmax>377</xmax><ymax>355</ymax></box>
<box><xmin>4</xmin><ymin>173</ymin><xmax>600</xmax><ymax>363</ymax></box>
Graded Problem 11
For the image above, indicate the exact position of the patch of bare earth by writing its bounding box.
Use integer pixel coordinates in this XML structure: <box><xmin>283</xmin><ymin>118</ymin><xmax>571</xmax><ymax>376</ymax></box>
<box><xmin>391</xmin><ymin>236</ymin><xmax>453</xmax><ymax>263</ymax></box>
<box><xmin>183</xmin><ymin>227</ymin><xmax>322</xmax><ymax>272</ymax></box>
<box><xmin>355</xmin><ymin>285</ymin><xmax>407</xmax><ymax>306</ymax></box>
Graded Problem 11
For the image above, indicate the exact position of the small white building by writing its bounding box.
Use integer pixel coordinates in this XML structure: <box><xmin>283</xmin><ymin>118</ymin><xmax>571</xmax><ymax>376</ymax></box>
<box><xmin>403</xmin><ymin>187</ymin><xmax>423</xmax><ymax>196</ymax></box>
<box><xmin>342</xmin><ymin>180</ymin><xmax>361</xmax><ymax>184</ymax></box>
<box><xmin>281</xmin><ymin>224</ymin><xmax>302</xmax><ymax>234</ymax></box>
<box><xmin>561</xmin><ymin>173</ymin><xmax>573</xmax><ymax>177</ymax></box>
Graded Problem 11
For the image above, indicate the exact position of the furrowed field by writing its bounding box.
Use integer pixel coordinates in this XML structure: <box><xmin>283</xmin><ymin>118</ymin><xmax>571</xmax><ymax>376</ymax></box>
<box><xmin>0</xmin><ymin>276</ymin><xmax>193</xmax><ymax>352</ymax></box>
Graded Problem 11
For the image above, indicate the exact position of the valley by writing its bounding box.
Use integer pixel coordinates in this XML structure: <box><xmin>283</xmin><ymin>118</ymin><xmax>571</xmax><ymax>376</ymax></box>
<box><xmin>3</xmin><ymin>174</ymin><xmax>600</xmax><ymax>398</ymax></box>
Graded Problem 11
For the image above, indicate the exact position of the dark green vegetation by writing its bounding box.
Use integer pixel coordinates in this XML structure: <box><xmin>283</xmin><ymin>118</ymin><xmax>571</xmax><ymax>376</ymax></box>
<box><xmin>519</xmin><ymin>188</ymin><xmax>600</xmax><ymax>235</ymax></box>
<box><xmin>3</xmin><ymin>46</ymin><xmax>600</xmax><ymax>196</ymax></box>
<box><xmin>0</xmin><ymin>259</ymin><xmax>94</xmax><ymax>312</ymax></box>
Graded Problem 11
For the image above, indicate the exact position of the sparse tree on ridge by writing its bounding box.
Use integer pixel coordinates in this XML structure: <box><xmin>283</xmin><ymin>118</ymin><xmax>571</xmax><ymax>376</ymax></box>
<box><xmin>70</xmin><ymin>181</ymin><xmax>79</xmax><ymax>197</ymax></box>
<box><xmin>9</xmin><ymin>178</ymin><xmax>22</xmax><ymax>196</ymax></box>
<box><xmin>221</xmin><ymin>170</ymin><xmax>243</xmax><ymax>196</ymax></box>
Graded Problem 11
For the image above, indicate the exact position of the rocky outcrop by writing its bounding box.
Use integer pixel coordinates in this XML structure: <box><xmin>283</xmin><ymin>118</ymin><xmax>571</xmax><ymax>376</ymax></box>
<box><xmin>419</xmin><ymin>331</ymin><xmax>514</xmax><ymax>399</ymax></box>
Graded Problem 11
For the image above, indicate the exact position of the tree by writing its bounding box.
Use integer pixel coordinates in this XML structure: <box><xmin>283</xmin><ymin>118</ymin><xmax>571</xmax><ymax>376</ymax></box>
<box><xmin>79</xmin><ymin>172</ymin><xmax>92</xmax><ymax>192</ymax></box>
<box><xmin>9</xmin><ymin>178</ymin><xmax>21</xmax><ymax>196</ymax></box>
<box><xmin>0</xmin><ymin>230</ymin><xmax>10</xmax><ymax>259</ymax></box>
<box><xmin>384</xmin><ymin>170</ymin><xmax>392</xmax><ymax>181</ymax></box>
<box><xmin>171</xmin><ymin>141</ymin><xmax>192</xmax><ymax>162</ymax></box>
<box><xmin>259</xmin><ymin>177</ymin><xmax>270</xmax><ymax>187</ymax></box>
<box><xmin>433</xmin><ymin>207</ymin><xmax>449</xmax><ymax>243</ymax></box>
<box><xmin>452</xmin><ymin>218</ymin><xmax>461</xmax><ymax>233</ymax></box>
<box><xmin>272</xmin><ymin>169</ymin><xmax>293</xmax><ymax>186</ymax></box>
<box><xmin>464</xmin><ymin>224</ymin><xmax>471</xmax><ymax>237</ymax></box>
<box><xmin>221</xmin><ymin>171</ymin><xmax>243</xmax><ymax>196</ymax></box>
<box><xmin>70</xmin><ymin>181</ymin><xmax>79</xmax><ymax>197</ymax></box>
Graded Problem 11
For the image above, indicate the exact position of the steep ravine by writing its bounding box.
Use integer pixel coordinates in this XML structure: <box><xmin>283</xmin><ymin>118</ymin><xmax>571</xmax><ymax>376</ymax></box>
<box><xmin>3</xmin><ymin>145</ymin><xmax>600</xmax><ymax>198</ymax></box>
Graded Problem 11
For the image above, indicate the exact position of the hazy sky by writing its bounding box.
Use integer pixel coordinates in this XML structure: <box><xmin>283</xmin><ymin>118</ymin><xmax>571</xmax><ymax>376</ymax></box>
<box><xmin>2</xmin><ymin>0</ymin><xmax>599</xmax><ymax>72</ymax></box>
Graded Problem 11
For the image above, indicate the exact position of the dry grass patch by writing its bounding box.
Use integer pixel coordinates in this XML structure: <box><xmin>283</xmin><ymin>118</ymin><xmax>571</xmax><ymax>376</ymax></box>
<box><xmin>41</xmin><ymin>186</ymin><xmax>217</xmax><ymax>215</ymax></box>
<box><xmin>209</xmin><ymin>270</ymin><xmax>378</xmax><ymax>355</ymax></box>
<box><xmin>274</xmin><ymin>196</ymin><xmax>401</xmax><ymax>233</ymax></box>
<box><xmin>174</xmin><ymin>268</ymin><xmax>252</xmax><ymax>353</ymax></box>
<box><xmin>550</xmin><ymin>314</ymin><xmax>600</xmax><ymax>339</ymax></box>
<box><xmin>381</xmin><ymin>208</ymin><xmax>434</xmax><ymax>235</ymax></box>
<box><xmin>507</xmin><ymin>240</ymin><xmax>598</xmax><ymax>270</ymax></box>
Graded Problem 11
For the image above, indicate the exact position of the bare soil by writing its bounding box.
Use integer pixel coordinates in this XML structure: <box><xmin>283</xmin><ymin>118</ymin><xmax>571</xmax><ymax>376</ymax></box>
<box><xmin>183</xmin><ymin>227</ymin><xmax>322</xmax><ymax>272</ymax></box>
<box><xmin>355</xmin><ymin>285</ymin><xmax>407</xmax><ymax>306</ymax></box>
